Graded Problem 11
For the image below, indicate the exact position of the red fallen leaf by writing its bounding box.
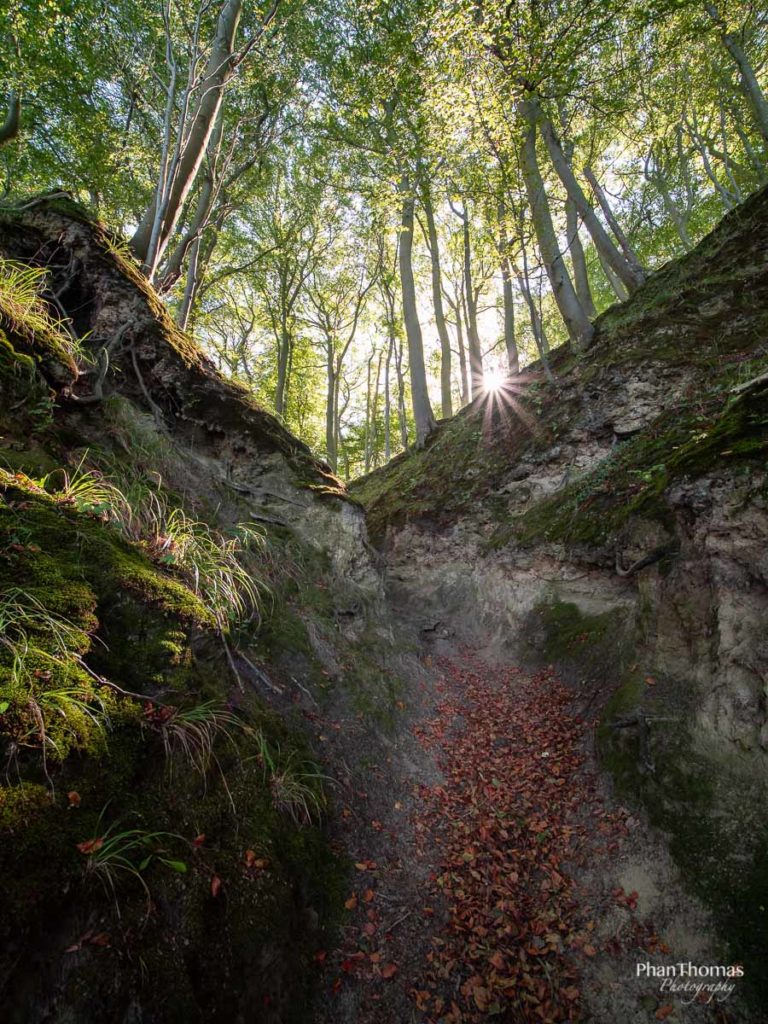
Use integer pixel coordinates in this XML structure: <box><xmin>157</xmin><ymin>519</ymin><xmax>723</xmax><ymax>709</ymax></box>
<box><xmin>89</xmin><ymin>932</ymin><xmax>111</xmax><ymax>946</ymax></box>
<box><xmin>562</xmin><ymin>986</ymin><xmax>580</xmax><ymax>1001</ymax></box>
<box><xmin>313</xmin><ymin>950</ymin><xmax>327</xmax><ymax>964</ymax></box>
<box><xmin>67</xmin><ymin>791</ymin><xmax>81</xmax><ymax>808</ymax></box>
<box><xmin>340</xmin><ymin>959</ymin><xmax>356</xmax><ymax>974</ymax></box>
<box><xmin>362</xmin><ymin>922</ymin><xmax>376</xmax><ymax>936</ymax></box>
<box><xmin>489</xmin><ymin>951</ymin><xmax>505</xmax><ymax>970</ymax></box>
<box><xmin>244</xmin><ymin>849</ymin><xmax>256</xmax><ymax>867</ymax></box>
<box><xmin>193</xmin><ymin>834</ymin><xmax>206</xmax><ymax>848</ymax></box>
<box><xmin>211</xmin><ymin>874</ymin><xmax>222</xmax><ymax>897</ymax></box>
<box><xmin>344</xmin><ymin>895</ymin><xmax>358</xmax><ymax>910</ymax></box>
<box><xmin>655</xmin><ymin>1006</ymin><xmax>675</xmax><ymax>1020</ymax></box>
<box><xmin>369</xmin><ymin>951</ymin><xmax>382</xmax><ymax>963</ymax></box>
<box><xmin>363</xmin><ymin>889</ymin><xmax>375</xmax><ymax>903</ymax></box>
<box><xmin>583</xmin><ymin>944</ymin><xmax>597</xmax><ymax>957</ymax></box>
<box><xmin>76</xmin><ymin>837</ymin><xmax>103</xmax><ymax>855</ymax></box>
<box><xmin>381</xmin><ymin>963</ymin><xmax>398</xmax><ymax>979</ymax></box>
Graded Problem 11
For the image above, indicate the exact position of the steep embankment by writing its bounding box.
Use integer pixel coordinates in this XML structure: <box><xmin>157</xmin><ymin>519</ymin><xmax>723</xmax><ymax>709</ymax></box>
<box><xmin>353</xmin><ymin>186</ymin><xmax>768</xmax><ymax>1010</ymax></box>
<box><xmin>0</xmin><ymin>196</ymin><xmax>406</xmax><ymax>1023</ymax></box>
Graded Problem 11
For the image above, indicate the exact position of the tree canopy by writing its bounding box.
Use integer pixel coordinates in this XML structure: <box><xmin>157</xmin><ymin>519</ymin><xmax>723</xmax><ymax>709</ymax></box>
<box><xmin>3</xmin><ymin>0</ymin><xmax>766</xmax><ymax>473</ymax></box>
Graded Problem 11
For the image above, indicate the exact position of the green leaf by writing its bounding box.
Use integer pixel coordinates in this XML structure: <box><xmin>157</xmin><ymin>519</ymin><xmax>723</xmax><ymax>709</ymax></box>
<box><xmin>162</xmin><ymin>859</ymin><xmax>188</xmax><ymax>873</ymax></box>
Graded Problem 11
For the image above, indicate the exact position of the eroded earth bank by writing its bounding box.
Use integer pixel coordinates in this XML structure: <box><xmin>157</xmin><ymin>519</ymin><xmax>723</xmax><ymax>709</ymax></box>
<box><xmin>1</xmin><ymin>187</ymin><xmax>767</xmax><ymax>1023</ymax></box>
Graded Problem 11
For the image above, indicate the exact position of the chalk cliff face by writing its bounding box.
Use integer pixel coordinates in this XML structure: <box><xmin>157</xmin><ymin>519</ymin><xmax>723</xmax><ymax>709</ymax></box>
<box><xmin>353</xmin><ymin>185</ymin><xmax>768</xmax><ymax>1001</ymax></box>
<box><xmin>0</xmin><ymin>197</ymin><xmax>392</xmax><ymax>1022</ymax></box>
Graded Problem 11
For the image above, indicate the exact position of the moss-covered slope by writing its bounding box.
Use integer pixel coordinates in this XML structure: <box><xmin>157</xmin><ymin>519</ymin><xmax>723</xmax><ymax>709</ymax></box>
<box><xmin>0</xmin><ymin>197</ymin><xmax>385</xmax><ymax>1023</ymax></box>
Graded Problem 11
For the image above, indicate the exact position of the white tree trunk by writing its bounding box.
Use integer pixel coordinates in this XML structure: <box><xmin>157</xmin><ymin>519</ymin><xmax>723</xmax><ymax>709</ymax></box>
<box><xmin>536</xmin><ymin>106</ymin><xmax>644</xmax><ymax>293</ymax></box>
<box><xmin>423</xmin><ymin>184</ymin><xmax>453</xmax><ymax>418</ymax></box>
<box><xmin>132</xmin><ymin>0</ymin><xmax>247</xmax><ymax>267</ymax></box>
<box><xmin>518</xmin><ymin>100</ymin><xmax>594</xmax><ymax>352</ymax></box>
<box><xmin>398</xmin><ymin>176</ymin><xmax>436</xmax><ymax>447</ymax></box>
<box><xmin>705</xmin><ymin>2</ymin><xmax>768</xmax><ymax>142</ymax></box>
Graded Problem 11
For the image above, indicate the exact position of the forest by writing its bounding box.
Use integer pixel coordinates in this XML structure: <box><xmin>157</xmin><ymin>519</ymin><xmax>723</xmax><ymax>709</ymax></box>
<box><xmin>1</xmin><ymin>1</ymin><xmax>768</xmax><ymax>1023</ymax></box>
<box><xmin>4</xmin><ymin>0</ymin><xmax>766</xmax><ymax>470</ymax></box>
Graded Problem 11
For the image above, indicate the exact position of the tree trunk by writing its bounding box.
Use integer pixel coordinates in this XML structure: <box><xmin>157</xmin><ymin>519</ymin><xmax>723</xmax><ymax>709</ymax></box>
<box><xmin>177</xmin><ymin>234</ymin><xmax>201</xmax><ymax>330</ymax></box>
<box><xmin>598</xmin><ymin>249</ymin><xmax>630</xmax><ymax>300</ymax></box>
<box><xmin>705</xmin><ymin>2</ymin><xmax>768</xmax><ymax>142</ymax></box>
<box><xmin>364</xmin><ymin>355</ymin><xmax>372</xmax><ymax>474</ymax></box>
<box><xmin>564</xmin><ymin>197</ymin><xmax>595</xmax><ymax>318</ymax></box>
<box><xmin>496</xmin><ymin>201</ymin><xmax>519</xmax><ymax>375</ymax></box>
<box><xmin>516</xmin><ymin>268</ymin><xmax>554</xmax><ymax>383</ymax></box>
<box><xmin>398</xmin><ymin>176</ymin><xmax>436</xmax><ymax>447</ymax></box>
<box><xmin>131</xmin><ymin>0</ymin><xmax>245</xmax><ymax>268</ymax></box>
<box><xmin>370</xmin><ymin>350</ymin><xmax>383</xmax><ymax>468</ymax></box>
<box><xmin>582</xmin><ymin>165</ymin><xmax>645</xmax><ymax>278</ymax></box>
<box><xmin>0</xmin><ymin>91</ymin><xmax>20</xmax><ymax>147</ymax></box>
<box><xmin>459</xmin><ymin>205</ymin><xmax>484</xmax><ymax>395</ymax></box>
<box><xmin>452</xmin><ymin>301</ymin><xmax>469</xmax><ymax>406</ymax></box>
<box><xmin>384</xmin><ymin>335</ymin><xmax>393</xmax><ymax>461</ymax></box>
<box><xmin>536</xmin><ymin>105</ymin><xmax>644</xmax><ymax>294</ymax></box>
<box><xmin>518</xmin><ymin>99</ymin><xmax>594</xmax><ymax>352</ymax></box>
<box><xmin>644</xmin><ymin>148</ymin><xmax>693</xmax><ymax>251</ymax></box>
<box><xmin>325</xmin><ymin>345</ymin><xmax>337</xmax><ymax>472</ymax></box>
<box><xmin>275</xmin><ymin>316</ymin><xmax>290</xmax><ymax>417</ymax></box>
<box><xmin>393</xmin><ymin>333</ymin><xmax>409</xmax><ymax>448</ymax></box>
<box><xmin>422</xmin><ymin>184</ymin><xmax>453</xmax><ymax>418</ymax></box>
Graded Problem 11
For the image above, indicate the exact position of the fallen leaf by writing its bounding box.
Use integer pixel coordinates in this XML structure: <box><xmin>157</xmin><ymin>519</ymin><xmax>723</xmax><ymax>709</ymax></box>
<box><xmin>211</xmin><ymin>874</ymin><xmax>222</xmax><ymax>897</ymax></box>
<box><xmin>381</xmin><ymin>963</ymin><xmax>398</xmax><ymax>979</ymax></box>
<box><xmin>344</xmin><ymin>895</ymin><xmax>358</xmax><ymax>910</ymax></box>
<box><xmin>76</xmin><ymin>837</ymin><xmax>103</xmax><ymax>855</ymax></box>
<box><xmin>67</xmin><ymin>791</ymin><xmax>81</xmax><ymax>808</ymax></box>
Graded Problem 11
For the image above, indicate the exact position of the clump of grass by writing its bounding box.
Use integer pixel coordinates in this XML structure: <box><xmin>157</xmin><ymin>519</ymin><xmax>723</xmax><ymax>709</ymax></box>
<box><xmin>143</xmin><ymin>504</ymin><xmax>264</xmax><ymax>629</ymax></box>
<box><xmin>144</xmin><ymin>699</ymin><xmax>241</xmax><ymax>776</ymax></box>
<box><xmin>249</xmin><ymin>730</ymin><xmax>329</xmax><ymax>826</ymax></box>
<box><xmin>77</xmin><ymin>814</ymin><xmax>188</xmax><ymax>916</ymax></box>
<box><xmin>0</xmin><ymin>256</ymin><xmax>80</xmax><ymax>366</ymax></box>
<box><xmin>21</xmin><ymin>452</ymin><xmax>266</xmax><ymax>629</ymax></box>
<box><xmin>39</xmin><ymin>455</ymin><xmax>131</xmax><ymax>522</ymax></box>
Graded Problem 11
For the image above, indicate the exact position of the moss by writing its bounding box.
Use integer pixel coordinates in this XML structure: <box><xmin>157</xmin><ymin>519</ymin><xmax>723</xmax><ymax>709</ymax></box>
<box><xmin>522</xmin><ymin>599</ymin><xmax>634</xmax><ymax>689</ymax></box>
<box><xmin>351</xmin><ymin>407</ymin><xmax>536</xmax><ymax>544</ymax></box>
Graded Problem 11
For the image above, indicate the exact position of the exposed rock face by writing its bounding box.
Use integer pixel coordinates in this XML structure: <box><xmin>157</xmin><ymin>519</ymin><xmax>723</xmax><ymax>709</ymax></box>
<box><xmin>353</xmin><ymin>185</ymin><xmax>768</xmax><ymax>1006</ymax></box>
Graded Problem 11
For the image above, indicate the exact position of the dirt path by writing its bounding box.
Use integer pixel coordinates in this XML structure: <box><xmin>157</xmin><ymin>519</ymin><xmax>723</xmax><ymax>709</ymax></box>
<box><xmin>314</xmin><ymin>651</ymin><xmax>741</xmax><ymax>1024</ymax></box>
